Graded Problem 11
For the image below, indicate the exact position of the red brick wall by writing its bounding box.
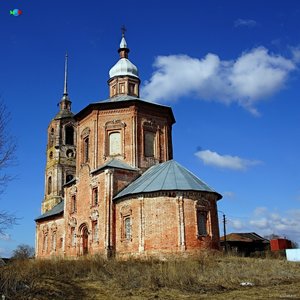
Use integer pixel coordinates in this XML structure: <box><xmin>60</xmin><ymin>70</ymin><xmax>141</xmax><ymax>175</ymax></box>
<box><xmin>36</xmin><ymin>216</ymin><xmax>65</xmax><ymax>258</ymax></box>
<box><xmin>76</xmin><ymin>102</ymin><xmax>173</xmax><ymax>173</ymax></box>
<box><xmin>64</xmin><ymin>168</ymin><xmax>109</xmax><ymax>257</ymax></box>
<box><xmin>114</xmin><ymin>192</ymin><xmax>220</xmax><ymax>259</ymax></box>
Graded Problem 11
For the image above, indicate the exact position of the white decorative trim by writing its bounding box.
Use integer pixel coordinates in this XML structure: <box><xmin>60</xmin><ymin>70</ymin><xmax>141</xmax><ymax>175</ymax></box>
<box><xmin>177</xmin><ymin>196</ymin><xmax>186</xmax><ymax>250</ymax></box>
<box><xmin>90</xmin><ymin>210</ymin><xmax>99</xmax><ymax>221</ymax></box>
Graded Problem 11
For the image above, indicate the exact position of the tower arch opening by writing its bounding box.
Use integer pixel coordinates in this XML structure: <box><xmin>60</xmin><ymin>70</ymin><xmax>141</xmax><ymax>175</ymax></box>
<box><xmin>65</xmin><ymin>126</ymin><xmax>74</xmax><ymax>145</ymax></box>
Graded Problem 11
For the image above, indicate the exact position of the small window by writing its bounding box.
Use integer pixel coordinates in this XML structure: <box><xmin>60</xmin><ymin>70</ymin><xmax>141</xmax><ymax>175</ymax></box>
<box><xmin>112</xmin><ymin>85</ymin><xmax>116</xmax><ymax>96</ymax></box>
<box><xmin>59</xmin><ymin>237</ymin><xmax>63</xmax><ymax>248</ymax></box>
<box><xmin>197</xmin><ymin>211</ymin><xmax>208</xmax><ymax>236</ymax></box>
<box><xmin>129</xmin><ymin>83</ymin><xmax>135</xmax><ymax>95</ymax></box>
<box><xmin>92</xmin><ymin>220</ymin><xmax>98</xmax><ymax>242</ymax></box>
<box><xmin>144</xmin><ymin>131</ymin><xmax>155</xmax><ymax>157</ymax></box>
<box><xmin>92</xmin><ymin>188</ymin><xmax>98</xmax><ymax>206</ymax></box>
<box><xmin>49</xmin><ymin>151</ymin><xmax>53</xmax><ymax>159</ymax></box>
<box><xmin>71</xmin><ymin>195</ymin><xmax>76</xmax><ymax>213</ymax></box>
<box><xmin>66</xmin><ymin>174</ymin><xmax>73</xmax><ymax>183</ymax></box>
<box><xmin>119</xmin><ymin>83</ymin><xmax>125</xmax><ymax>93</ymax></box>
<box><xmin>47</xmin><ymin>176</ymin><xmax>52</xmax><ymax>194</ymax></box>
<box><xmin>124</xmin><ymin>217</ymin><xmax>131</xmax><ymax>240</ymax></box>
<box><xmin>83</xmin><ymin>137</ymin><xmax>89</xmax><ymax>162</ymax></box>
<box><xmin>71</xmin><ymin>227</ymin><xmax>76</xmax><ymax>246</ymax></box>
<box><xmin>109</xmin><ymin>132</ymin><xmax>121</xmax><ymax>156</ymax></box>
<box><xmin>65</xmin><ymin>126</ymin><xmax>74</xmax><ymax>145</ymax></box>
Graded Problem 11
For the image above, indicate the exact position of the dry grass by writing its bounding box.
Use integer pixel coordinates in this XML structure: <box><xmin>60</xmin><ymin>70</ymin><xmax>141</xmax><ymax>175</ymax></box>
<box><xmin>0</xmin><ymin>253</ymin><xmax>300</xmax><ymax>299</ymax></box>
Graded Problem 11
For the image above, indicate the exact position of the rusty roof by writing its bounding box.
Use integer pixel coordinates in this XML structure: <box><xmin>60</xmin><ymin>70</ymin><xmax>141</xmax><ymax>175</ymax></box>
<box><xmin>220</xmin><ymin>232</ymin><xmax>269</xmax><ymax>243</ymax></box>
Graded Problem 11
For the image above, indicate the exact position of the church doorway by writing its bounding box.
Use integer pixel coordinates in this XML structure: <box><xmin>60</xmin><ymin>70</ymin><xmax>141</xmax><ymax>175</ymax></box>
<box><xmin>79</xmin><ymin>224</ymin><xmax>89</xmax><ymax>256</ymax></box>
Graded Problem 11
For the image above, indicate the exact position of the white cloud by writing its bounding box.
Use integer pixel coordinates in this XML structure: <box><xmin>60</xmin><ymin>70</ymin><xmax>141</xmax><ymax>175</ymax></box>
<box><xmin>195</xmin><ymin>149</ymin><xmax>261</xmax><ymax>171</ymax></box>
<box><xmin>142</xmin><ymin>47</ymin><xmax>296</xmax><ymax>115</ymax></box>
<box><xmin>229</xmin><ymin>208</ymin><xmax>300</xmax><ymax>244</ymax></box>
<box><xmin>249</xmin><ymin>218</ymin><xmax>269</xmax><ymax>229</ymax></box>
<box><xmin>229</xmin><ymin>219</ymin><xmax>244</xmax><ymax>230</ymax></box>
<box><xmin>254</xmin><ymin>206</ymin><xmax>268</xmax><ymax>216</ymax></box>
<box><xmin>234</xmin><ymin>19</ymin><xmax>258</xmax><ymax>28</ymax></box>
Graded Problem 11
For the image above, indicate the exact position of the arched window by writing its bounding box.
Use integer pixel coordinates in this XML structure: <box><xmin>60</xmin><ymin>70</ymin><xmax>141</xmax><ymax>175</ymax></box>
<box><xmin>47</xmin><ymin>176</ymin><xmax>52</xmax><ymax>194</ymax></box>
<box><xmin>65</xmin><ymin>126</ymin><xmax>74</xmax><ymax>145</ymax></box>
<box><xmin>43</xmin><ymin>234</ymin><xmax>48</xmax><ymax>251</ymax></box>
<box><xmin>71</xmin><ymin>195</ymin><xmax>76</xmax><ymax>213</ymax></box>
<box><xmin>197</xmin><ymin>210</ymin><xmax>208</xmax><ymax>236</ymax></box>
<box><xmin>92</xmin><ymin>220</ymin><xmax>98</xmax><ymax>242</ymax></box>
<box><xmin>92</xmin><ymin>187</ymin><xmax>98</xmax><ymax>206</ymax></box>
<box><xmin>124</xmin><ymin>217</ymin><xmax>131</xmax><ymax>240</ymax></box>
<box><xmin>83</xmin><ymin>137</ymin><xmax>89</xmax><ymax>162</ymax></box>
<box><xmin>144</xmin><ymin>131</ymin><xmax>155</xmax><ymax>157</ymax></box>
<box><xmin>51</xmin><ymin>232</ymin><xmax>57</xmax><ymax>251</ymax></box>
<box><xmin>71</xmin><ymin>227</ymin><xmax>76</xmax><ymax>246</ymax></box>
<box><xmin>109</xmin><ymin>132</ymin><xmax>121</xmax><ymax>156</ymax></box>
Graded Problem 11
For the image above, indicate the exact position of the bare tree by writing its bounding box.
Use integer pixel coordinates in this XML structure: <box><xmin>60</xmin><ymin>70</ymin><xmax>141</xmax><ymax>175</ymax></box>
<box><xmin>264</xmin><ymin>234</ymin><xmax>281</xmax><ymax>240</ymax></box>
<box><xmin>291</xmin><ymin>240</ymin><xmax>299</xmax><ymax>249</ymax></box>
<box><xmin>0</xmin><ymin>101</ymin><xmax>17</xmax><ymax>237</ymax></box>
<box><xmin>12</xmin><ymin>244</ymin><xmax>34</xmax><ymax>259</ymax></box>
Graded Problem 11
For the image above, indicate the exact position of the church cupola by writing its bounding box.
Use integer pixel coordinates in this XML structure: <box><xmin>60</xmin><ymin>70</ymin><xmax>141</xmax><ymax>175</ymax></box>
<box><xmin>108</xmin><ymin>28</ymin><xmax>140</xmax><ymax>99</ymax></box>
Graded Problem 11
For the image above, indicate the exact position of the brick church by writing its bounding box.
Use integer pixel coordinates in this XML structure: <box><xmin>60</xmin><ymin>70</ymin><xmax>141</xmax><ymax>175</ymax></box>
<box><xmin>35</xmin><ymin>33</ymin><xmax>222</xmax><ymax>259</ymax></box>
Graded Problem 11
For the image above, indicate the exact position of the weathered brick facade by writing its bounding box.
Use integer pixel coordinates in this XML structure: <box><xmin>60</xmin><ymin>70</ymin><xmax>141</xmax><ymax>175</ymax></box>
<box><xmin>35</xmin><ymin>34</ymin><xmax>222</xmax><ymax>259</ymax></box>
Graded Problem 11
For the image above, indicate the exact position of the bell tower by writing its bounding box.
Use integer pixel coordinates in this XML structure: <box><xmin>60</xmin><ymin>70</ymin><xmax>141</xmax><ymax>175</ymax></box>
<box><xmin>41</xmin><ymin>54</ymin><xmax>76</xmax><ymax>213</ymax></box>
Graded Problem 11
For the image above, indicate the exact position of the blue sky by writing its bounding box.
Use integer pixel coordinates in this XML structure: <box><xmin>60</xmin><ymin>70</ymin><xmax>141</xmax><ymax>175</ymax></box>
<box><xmin>1</xmin><ymin>0</ymin><xmax>300</xmax><ymax>256</ymax></box>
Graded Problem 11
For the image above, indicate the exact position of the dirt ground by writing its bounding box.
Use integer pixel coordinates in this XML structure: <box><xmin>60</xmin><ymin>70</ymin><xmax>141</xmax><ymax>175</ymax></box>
<box><xmin>76</xmin><ymin>280</ymin><xmax>300</xmax><ymax>300</ymax></box>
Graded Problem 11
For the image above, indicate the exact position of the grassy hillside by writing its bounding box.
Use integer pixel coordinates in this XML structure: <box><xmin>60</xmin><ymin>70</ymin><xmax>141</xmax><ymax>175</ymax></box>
<box><xmin>0</xmin><ymin>252</ymin><xmax>300</xmax><ymax>299</ymax></box>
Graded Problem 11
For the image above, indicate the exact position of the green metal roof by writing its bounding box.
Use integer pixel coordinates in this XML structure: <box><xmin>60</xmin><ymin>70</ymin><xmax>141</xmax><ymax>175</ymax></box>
<box><xmin>100</xmin><ymin>95</ymin><xmax>170</xmax><ymax>107</ymax></box>
<box><xmin>35</xmin><ymin>201</ymin><xmax>64</xmax><ymax>221</ymax></box>
<box><xmin>91</xmin><ymin>158</ymin><xmax>139</xmax><ymax>174</ymax></box>
<box><xmin>54</xmin><ymin>110</ymin><xmax>74</xmax><ymax>120</ymax></box>
<box><xmin>114</xmin><ymin>160</ymin><xmax>222</xmax><ymax>201</ymax></box>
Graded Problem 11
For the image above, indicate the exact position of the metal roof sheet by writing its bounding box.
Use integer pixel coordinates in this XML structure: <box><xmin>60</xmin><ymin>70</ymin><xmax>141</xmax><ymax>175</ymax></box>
<box><xmin>100</xmin><ymin>95</ymin><xmax>171</xmax><ymax>108</ymax></box>
<box><xmin>54</xmin><ymin>110</ymin><xmax>74</xmax><ymax>120</ymax></box>
<box><xmin>74</xmin><ymin>97</ymin><xmax>175</xmax><ymax>124</ymax></box>
<box><xmin>35</xmin><ymin>201</ymin><xmax>64</xmax><ymax>221</ymax></box>
<box><xmin>109</xmin><ymin>58</ymin><xmax>139</xmax><ymax>78</ymax></box>
<box><xmin>221</xmin><ymin>232</ymin><xmax>269</xmax><ymax>242</ymax></box>
<box><xmin>91</xmin><ymin>158</ymin><xmax>139</xmax><ymax>174</ymax></box>
<box><xmin>114</xmin><ymin>160</ymin><xmax>222</xmax><ymax>200</ymax></box>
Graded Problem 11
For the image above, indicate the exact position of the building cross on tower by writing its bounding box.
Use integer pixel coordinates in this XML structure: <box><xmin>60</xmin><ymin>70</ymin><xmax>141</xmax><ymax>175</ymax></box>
<box><xmin>121</xmin><ymin>25</ymin><xmax>126</xmax><ymax>37</ymax></box>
